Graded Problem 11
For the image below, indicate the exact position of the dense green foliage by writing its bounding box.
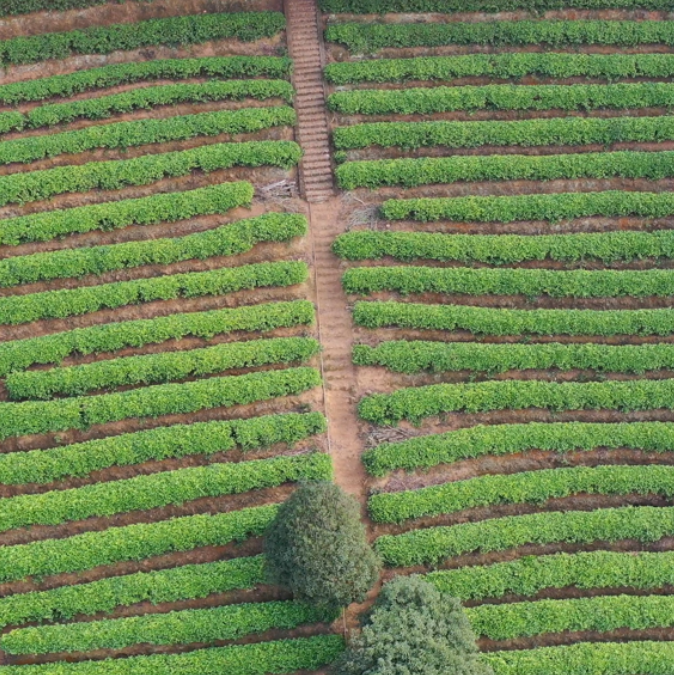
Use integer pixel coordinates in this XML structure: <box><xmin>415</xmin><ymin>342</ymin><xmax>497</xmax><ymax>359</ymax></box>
<box><xmin>0</xmin><ymin>141</ymin><xmax>300</xmax><ymax>207</ymax></box>
<box><xmin>0</xmin><ymin>366</ymin><xmax>321</xmax><ymax>440</ymax></box>
<box><xmin>0</xmin><ymin>181</ymin><xmax>254</xmax><ymax>246</ymax></box>
<box><xmin>359</xmin><ymin>378</ymin><xmax>674</xmax><ymax>425</ymax></box>
<box><xmin>324</xmin><ymin>53</ymin><xmax>674</xmax><ymax>84</ymax></box>
<box><xmin>328</xmin><ymin>83</ymin><xmax>674</xmax><ymax>115</ymax></box>
<box><xmin>334</xmin><ymin>229</ymin><xmax>674</xmax><ymax>264</ymax></box>
<box><xmin>334</xmin><ymin>116</ymin><xmax>674</xmax><ymax>152</ymax></box>
<box><xmin>343</xmin><ymin>266</ymin><xmax>674</xmax><ymax>298</ymax></box>
<box><xmin>364</xmin><ymin>421</ymin><xmax>674</xmax><ymax>475</ymax></box>
<box><xmin>0</xmin><ymin>261</ymin><xmax>307</xmax><ymax>326</ymax></box>
<box><xmin>0</xmin><ymin>13</ymin><xmax>286</xmax><ymax>66</ymax></box>
<box><xmin>0</xmin><ymin>556</ymin><xmax>265</xmax><ymax>629</ymax></box>
<box><xmin>326</xmin><ymin>20</ymin><xmax>674</xmax><ymax>53</ymax></box>
<box><xmin>0</xmin><ymin>0</ymin><xmax>151</xmax><ymax>15</ymax></box>
<box><xmin>353</xmin><ymin>301</ymin><xmax>674</xmax><ymax>337</ymax></box>
<box><xmin>0</xmin><ymin>635</ymin><xmax>345</xmax><ymax>675</ymax></box>
<box><xmin>1</xmin><ymin>600</ymin><xmax>325</xmax><ymax>655</ymax></box>
<box><xmin>336</xmin><ymin>150</ymin><xmax>674</xmax><ymax>190</ymax></box>
<box><xmin>334</xmin><ymin>576</ymin><xmax>491</xmax><ymax>675</ymax></box>
<box><xmin>380</xmin><ymin>190</ymin><xmax>674</xmax><ymax>223</ymax></box>
<box><xmin>8</xmin><ymin>337</ymin><xmax>320</xmax><ymax>399</ymax></box>
<box><xmin>370</xmin><ymin>465</ymin><xmax>674</xmax><ymax>523</ymax></box>
<box><xmin>0</xmin><ymin>412</ymin><xmax>326</xmax><ymax>485</ymax></box>
<box><xmin>265</xmin><ymin>482</ymin><xmax>380</xmax><ymax>611</ymax></box>
<box><xmin>0</xmin><ymin>56</ymin><xmax>291</xmax><ymax>105</ymax></box>
<box><xmin>0</xmin><ymin>80</ymin><xmax>294</xmax><ymax>135</ymax></box>
<box><xmin>426</xmin><ymin>550</ymin><xmax>674</xmax><ymax>601</ymax></box>
<box><xmin>376</xmin><ymin>505</ymin><xmax>674</xmax><ymax>567</ymax></box>
<box><xmin>0</xmin><ymin>504</ymin><xmax>276</xmax><ymax>583</ymax></box>
<box><xmin>0</xmin><ymin>453</ymin><xmax>331</xmax><ymax>533</ymax></box>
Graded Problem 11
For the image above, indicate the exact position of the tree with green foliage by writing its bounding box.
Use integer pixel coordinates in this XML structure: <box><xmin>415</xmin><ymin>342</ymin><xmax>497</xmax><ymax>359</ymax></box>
<box><xmin>264</xmin><ymin>482</ymin><xmax>380</xmax><ymax>612</ymax></box>
<box><xmin>334</xmin><ymin>576</ymin><xmax>492</xmax><ymax>675</ymax></box>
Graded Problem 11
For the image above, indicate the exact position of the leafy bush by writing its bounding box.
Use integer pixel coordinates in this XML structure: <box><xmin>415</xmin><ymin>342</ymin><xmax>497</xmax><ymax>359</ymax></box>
<box><xmin>0</xmin><ymin>181</ymin><xmax>254</xmax><ymax>246</ymax></box>
<box><xmin>8</xmin><ymin>336</ymin><xmax>320</xmax><ymax>399</ymax></box>
<box><xmin>0</xmin><ymin>56</ymin><xmax>291</xmax><ymax>105</ymax></box>
<box><xmin>0</xmin><ymin>80</ymin><xmax>294</xmax><ymax>135</ymax></box>
<box><xmin>324</xmin><ymin>53</ymin><xmax>674</xmax><ymax>84</ymax></box>
<box><xmin>336</xmin><ymin>150</ymin><xmax>674</xmax><ymax>190</ymax></box>
<box><xmin>334</xmin><ymin>229</ymin><xmax>674</xmax><ymax>265</ymax></box>
<box><xmin>343</xmin><ymin>266</ymin><xmax>674</xmax><ymax>298</ymax></box>
<box><xmin>333</xmin><ymin>576</ymin><xmax>491</xmax><ymax>675</ymax></box>
<box><xmin>353</xmin><ymin>301</ymin><xmax>674</xmax><ymax>337</ymax></box>
<box><xmin>380</xmin><ymin>190</ymin><xmax>674</xmax><ymax>224</ymax></box>
<box><xmin>369</xmin><ymin>465</ymin><xmax>674</xmax><ymax>523</ymax></box>
<box><xmin>0</xmin><ymin>13</ymin><xmax>286</xmax><ymax>66</ymax></box>
<box><xmin>0</xmin><ymin>140</ymin><xmax>301</xmax><ymax>207</ymax></box>
<box><xmin>467</xmin><ymin>594</ymin><xmax>674</xmax><ymax>640</ymax></box>
<box><xmin>0</xmin><ymin>366</ymin><xmax>322</xmax><ymax>440</ymax></box>
<box><xmin>0</xmin><ymin>453</ymin><xmax>331</xmax><ymax>533</ymax></box>
<box><xmin>265</xmin><ymin>482</ymin><xmax>380</xmax><ymax>611</ymax></box>
<box><xmin>0</xmin><ymin>504</ymin><xmax>277</xmax><ymax>583</ymax></box>
<box><xmin>0</xmin><ymin>0</ymin><xmax>151</xmax><ymax>15</ymax></box>
<box><xmin>326</xmin><ymin>20</ymin><xmax>674</xmax><ymax>53</ymax></box>
<box><xmin>364</xmin><ymin>421</ymin><xmax>674</xmax><ymax>475</ymax></box>
<box><xmin>1</xmin><ymin>600</ymin><xmax>325</xmax><ymax>655</ymax></box>
<box><xmin>0</xmin><ymin>260</ymin><xmax>307</xmax><ymax>326</ymax></box>
<box><xmin>375</xmin><ymin>505</ymin><xmax>674</xmax><ymax>567</ymax></box>
<box><xmin>334</xmin><ymin>116</ymin><xmax>674</xmax><ymax>152</ymax></box>
<box><xmin>0</xmin><ymin>299</ymin><xmax>315</xmax><ymax>376</ymax></box>
<box><xmin>359</xmin><ymin>378</ymin><xmax>674</xmax><ymax>426</ymax></box>
<box><xmin>0</xmin><ymin>412</ymin><xmax>326</xmax><ymax>485</ymax></box>
<box><xmin>0</xmin><ymin>106</ymin><xmax>296</xmax><ymax>164</ymax></box>
<box><xmin>0</xmin><ymin>555</ymin><xmax>266</xmax><ymax>629</ymax></box>
<box><xmin>426</xmin><ymin>550</ymin><xmax>674</xmax><ymax>601</ymax></box>
<box><xmin>328</xmin><ymin>83</ymin><xmax>674</xmax><ymax>115</ymax></box>
<box><xmin>0</xmin><ymin>212</ymin><xmax>306</xmax><ymax>288</ymax></box>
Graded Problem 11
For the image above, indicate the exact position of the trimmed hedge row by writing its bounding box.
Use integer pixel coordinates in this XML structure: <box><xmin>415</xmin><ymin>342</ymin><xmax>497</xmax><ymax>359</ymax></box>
<box><xmin>325</xmin><ymin>20</ymin><xmax>674</xmax><ymax>53</ymax></box>
<box><xmin>0</xmin><ymin>299</ymin><xmax>315</xmax><ymax>377</ymax></box>
<box><xmin>426</xmin><ymin>550</ymin><xmax>674</xmax><ymax>601</ymax></box>
<box><xmin>8</xmin><ymin>337</ymin><xmax>321</xmax><ymax>400</ymax></box>
<box><xmin>375</xmin><ymin>504</ymin><xmax>674</xmax><ymax>567</ymax></box>
<box><xmin>0</xmin><ymin>453</ymin><xmax>331</xmax><ymax>534</ymax></box>
<box><xmin>0</xmin><ymin>555</ymin><xmax>265</xmax><ymax>629</ymax></box>
<box><xmin>0</xmin><ymin>181</ymin><xmax>254</xmax><ymax>246</ymax></box>
<box><xmin>353</xmin><ymin>301</ymin><xmax>674</xmax><ymax>337</ymax></box>
<box><xmin>0</xmin><ymin>106</ymin><xmax>296</xmax><ymax>164</ymax></box>
<box><xmin>0</xmin><ymin>504</ymin><xmax>277</xmax><ymax>583</ymax></box>
<box><xmin>334</xmin><ymin>229</ymin><xmax>674</xmax><ymax>265</ymax></box>
<box><xmin>0</xmin><ymin>635</ymin><xmax>345</xmax><ymax>675</ymax></box>
<box><xmin>320</xmin><ymin>0</ymin><xmax>674</xmax><ymax>13</ymax></box>
<box><xmin>328</xmin><ymin>83</ymin><xmax>674</xmax><ymax>116</ymax></box>
<box><xmin>324</xmin><ymin>53</ymin><xmax>674</xmax><ymax>85</ymax></box>
<box><xmin>343</xmin><ymin>266</ymin><xmax>674</xmax><ymax>298</ymax></box>
<box><xmin>0</xmin><ymin>80</ymin><xmax>295</xmax><ymax>136</ymax></box>
<box><xmin>484</xmin><ymin>641</ymin><xmax>674</xmax><ymax>675</ymax></box>
<box><xmin>468</xmin><ymin>594</ymin><xmax>674</xmax><ymax>640</ymax></box>
<box><xmin>0</xmin><ymin>212</ymin><xmax>307</xmax><ymax>288</ymax></box>
<box><xmin>0</xmin><ymin>57</ymin><xmax>291</xmax><ymax>105</ymax></box>
<box><xmin>380</xmin><ymin>190</ymin><xmax>674</xmax><ymax>224</ymax></box>
<box><xmin>336</xmin><ymin>150</ymin><xmax>674</xmax><ymax>190</ymax></box>
<box><xmin>334</xmin><ymin>116</ymin><xmax>674</xmax><ymax>152</ymax></box>
<box><xmin>355</xmin><ymin>341</ymin><xmax>674</xmax><ymax>375</ymax></box>
<box><xmin>1</xmin><ymin>600</ymin><xmax>326</xmax><ymax>655</ymax></box>
<box><xmin>0</xmin><ymin>260</ymin><xmax>307</xmax><ymax>326</ymax></box>
<box><xmin>0</xmin><ymin>13</ymin><xmax>286</xmax><ymax>67</ymax></box>
<box><xmin>369</xmin><ymin>465</ymin><xmax>674</xmax><ymax>523</ymax></box>
<box><xmin>0</xmin><ymin>412</ymin><xmax>326</xmax><ymax>486</ymax></box>
<box><xmin>359</xmin><ymin>378</ymin><xmax>674</xmax><ymax>426</ymax></box>
<box><xmin>364</xmin><ymin>421</ymin><xmax>674</xmax><ymax>475</ymax></box>
<box><xmin>0</xmin><ymin>0</ymin><xmax>150</xmax><ymax>15</ymax></box>
<box><xmin>0</xmin><ymin>366</ymin><xmax>322</xmax><ymax>441</ymax></box>
<box><xmin>0</xmin><ymin>140</ymin><xmax>301</xmax><ymax>208</ymax></box>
